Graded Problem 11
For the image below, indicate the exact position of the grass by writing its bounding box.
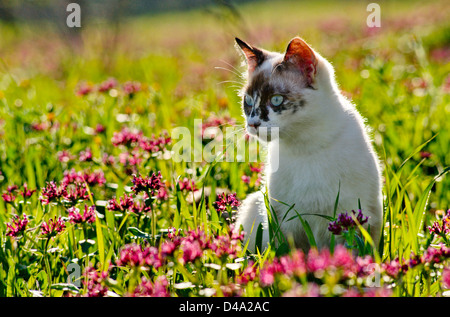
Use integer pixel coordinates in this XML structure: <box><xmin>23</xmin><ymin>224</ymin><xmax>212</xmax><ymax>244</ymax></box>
<box><xmin>0</xmin><ymin>0</ymin><xmax>449</xmax><ymax>297</ymax></box>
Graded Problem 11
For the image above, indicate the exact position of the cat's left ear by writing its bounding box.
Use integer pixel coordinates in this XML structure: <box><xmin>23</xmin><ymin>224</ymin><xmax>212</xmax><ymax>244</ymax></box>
<box><xmin>235</xmin><ymin>37</ymin><xmax>265</xmax><ymax>73</ymax></box>
<box><xmin>283</xmin><ymin>37</ymin><xmax>318</xmax><ymax>86</ymax></box>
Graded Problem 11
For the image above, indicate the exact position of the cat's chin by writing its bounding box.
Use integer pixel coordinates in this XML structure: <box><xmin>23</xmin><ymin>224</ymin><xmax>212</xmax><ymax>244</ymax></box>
<box><xmin>246</xmin><ymin>127</ymin><xmax>278</xmax><ymax>142</ymax></box>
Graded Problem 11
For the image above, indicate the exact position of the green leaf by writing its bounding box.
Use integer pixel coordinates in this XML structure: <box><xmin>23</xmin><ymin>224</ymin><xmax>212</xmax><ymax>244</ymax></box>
<box><xmin>255</xmin><ymin>222</ymin><xmax>264</xmax><ymax>252</ymax></box>
<box><xmin>293</xmin><ymin>210</ymin><xmax>317</xmax><ymax>249</ymax></box>
<box><xmin>95</xmin><ymin>216</ymin><xmax>106</xmax><ymax>271</ymax></box>
<box><xmin>175</xmin><ymin>179</ymin><xmax>194</xmax><ymax>229</ymax></box>
<box><xmin>275</xmin><ymin>242</ymin><xmax>290</xmax><ymax>257</ymax></box>
<box><xmin>413</xmin><ymin>167</ymin><xmax>449</xmax><ymax>239</ymax></box>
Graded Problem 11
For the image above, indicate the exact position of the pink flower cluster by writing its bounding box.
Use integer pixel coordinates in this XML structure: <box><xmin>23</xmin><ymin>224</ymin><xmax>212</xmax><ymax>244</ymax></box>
<box><xmin>98</xmin><ymin>78</ymin><xmax>118</xmax><ymax>93</ymax></box>
<box><xmin>40</xmin><ymin>216</ymin><xmax>66</xmax><ymax>237</ymax></box>
<box><xmin>76</xmin><ymin>78</ymin><xmax>143</xmax><ymax>97</ymax></box>
<box><xmin>214</xmin><ymin>193</ymin><xmax>240</xmax><ymax>213</ymax></box>
<box><xmin>6</xmin><ymin>214</ymin><xmax>29</xmax><ymax>237</ymax></box>
<box><xmin>428</xmin><ymin>209</ymin><xmax>450</xmax><ymax>238</ymax></box>
<box><xmin>76</xmin><ymin>82</ymin><xmax>93</xmax><ymax>96</ymax></box>
<box><xmin>116</xmin><ymin>226</ymin><xmax>244</xmax><ymax>270</ymax></box>
<box><xmin>243</xmin><ymin>243</ymin><xmax>449</xmax><ymax>296</ymax></box>
<box><xmin>256</xmin><ymin>246</ymin><xmax>370</xmax><ymax>287</ymax></box>
<box><xmin>2</xmin><ymin>192</ymin><xmax>15</xmax><ymax>203</ymax></box>
<box><xmin>62</xmin><ymin>169</ymin><xmax>106</xmax><ymax>187</ymax></box>
<box><xmin>111</xmin><ymin>127</ymin><xmax>143</xmax><ymax>148</ymax></box>
<box><xmin>68</xmin><ymin>205</ymin><xmax>96</xmax><ymax>224</ymax></box>
<box><xmin>40</xmin><ymin>181</ymin><xmax>67</xmax><ymax>204</ymax></box>
<box><xmin>21</xmin><ymin>183</ymin><xmax>37</xmax><ymax>198</ymax></box>
<box><xmin>382</xmin><ymin>244</ymin><xmax>450</xmax><ymax>279</ymax></box>
<box><xmin>2</xmin><ymin>183</ymin><xmax>36</xmax><ymax>204</ymax></box>
<box><xmin>241</xmin><ymin>163</ymin><xmax>263</xmax><ymax>188</ymax></box>
<box><xmin>107</xmin><ymin>193</ymin><xmax>152</xmax><ymax>214</ymax></box>
<box><xmin>117</xmin><ymin>152</ymin><xmax>143</xmax><ymax>169</ymax></box>
<box><xmin>242</xmin><ymin>245</ymin><xmax>391</xmax><ymax>297</ymax></box>
<box><xmin>178</xmin><ymin>177</ymin><xmax>197</xmax><ymax>192</ymax></box>
<box><xmin>131</xmin><ymin>172</ymin><xmax>163</xmax><ymax>195</ymax></box>
<box><xmin>40</xmin><ymin>181</ymin><xmax>90</xmax><ymax>206</ymax></box>
<box><xmin>123</xmin><ymin>81</ymin><xmax>141</xmax><ymax>96</ymax></box>
<box><xmin>57</xmin><ymin>150</ymin><xmax>75</xmax><ymax>163</ymax></box>
<box><xmin>209</xmin><ymin>228</ymin><xmax>245</xmax><ymax>259</ymax></box>
<box><xmin>176</xmin><ymin>226</ymin><xmax>244</xmax><ymax>264</ymax></box>
<box><xmin>200</xmin><ymin>115</ymin><xmax>236</xmax><ymax>139</ymax></box>
<box><xmin>112</xmin><ymin>127</ymin><xmax>171</xmax><ymax>153</ymax></box>
<box><xmin>116</xmin><ymin>243</ymin><xmax>163</xmax><ymax>268</ymax></box>
<box><xmin>83</xmin><ymin>266</ymin><xmax>109</xmax><ymax>297</ymax></box>
<box><xmin>328</xmin><ymin>210</ymin><xmax>369</xmax><ymax>235</ymax></box>
<box><xmin>106</xmin><ymin>127</ymin><xmax>171</xmax><ymax>175</ymax></box>
<box><xmin>130</xmin><ymin>276</ymin><xmax>169</xmax><ymax>297</ymax></box>
<box><xmin>79</xmin><ymin>149</ymin><xmax>93</xmax><ymax>162</ymax></box>
<box><xmin>82</xmin><ymin>265</ymin><xmax>169</xmax><ymax>297</ymax></box>
<box><xmin>107</xmin><ymin>172</ymin><xmax>171</xmax><ymax>215</ymax></box>
<box><xmin>443</xmin><ymin>267</ymin><xmax>450</xmax><ymax>289</ymax></box>
<box><xmin>60</xmin><ymin>183</ymin><xmax>90</xmax><ymax>205</ymax></box>
<box><xmin>107</xmin><ymin>193</ymin><xmax>132</xmax><ymax>211</ymax></box>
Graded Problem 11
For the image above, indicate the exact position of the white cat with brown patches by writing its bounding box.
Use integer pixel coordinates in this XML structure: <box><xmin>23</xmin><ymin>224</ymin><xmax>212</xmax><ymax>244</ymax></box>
<box><xmin>234</xmin><ymin>37</ymin><xmax>383</xmax><ymax>251</ymax></box>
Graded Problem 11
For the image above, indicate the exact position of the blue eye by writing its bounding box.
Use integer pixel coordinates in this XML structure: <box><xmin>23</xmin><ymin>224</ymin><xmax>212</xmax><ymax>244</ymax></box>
<box><xmin>271</xmin><ymin>95</ymin><xmax>284</xmax><ymax>107</ymax></box>
<box><xmin>245</xmin><ymin>95</ymin><xmax>254</xmax><ymax>106</ymax></box>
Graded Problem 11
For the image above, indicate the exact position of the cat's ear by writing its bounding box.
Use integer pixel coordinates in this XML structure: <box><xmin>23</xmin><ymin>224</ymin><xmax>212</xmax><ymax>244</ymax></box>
<box><xmin>283</xmin><ymin>37</ymin><xmax>317</xmax><ymax>86</ymax></box>
<box><xmin>235</xmin><ymin>37</ymin><xmax>265</xmax><ymax>73</ymax></box>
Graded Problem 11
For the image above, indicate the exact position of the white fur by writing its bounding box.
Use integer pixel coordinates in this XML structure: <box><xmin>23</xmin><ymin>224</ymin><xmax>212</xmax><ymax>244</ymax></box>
<box><xmin>236</xmin><ymin>45</ymin><xmax>383</xmax><ymax>252</ymax></box>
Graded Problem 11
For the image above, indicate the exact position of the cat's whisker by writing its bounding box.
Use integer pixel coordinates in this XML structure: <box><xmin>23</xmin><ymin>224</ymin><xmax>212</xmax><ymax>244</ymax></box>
<box><xmin>225</xmin><ymin>127</ymin><xmax>246</xmax><ymax>138</ymax></box>
<box><xmin>217</xmin><ymin>60</ymin><xmax>246</xmax><ymax>79</ymax></box>
<box><xmin>215</xmin><ymin>80</ymin><xmax>245</xmax><ymax>93</ymax></box>
<box><xmin>233</xmin><ymin>87</ymin><xmax>245</xmax><ymax>96</ymax></box>
<box><xmin>218</xmin><ymin>59</ymin><xmax>241</xmax><ymax>72</ymax></box>
<box><xmin>216</xmin><ymin>79</ymin><xmax>242</xmax><ymax>84</ymax></box>
<box><xmin>214</xmin><ymin>66</ymin><xmax>244</xmax><ymax>80</ymax></box>
<box><xmin>216</xmin><ymin>81</ymin><xmax>244</xmax><ymax>90</ymax></box>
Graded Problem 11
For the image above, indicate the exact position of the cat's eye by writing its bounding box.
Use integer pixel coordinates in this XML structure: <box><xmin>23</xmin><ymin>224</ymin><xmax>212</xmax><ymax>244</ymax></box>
<box><xmin>244</xmin><ymin>95</ymin><xmax>254</xmax><ymax>107</ymax></box>
<box><xmin>270</xmin><ymin>95</ymin><xmax>284</xmax><ymax>107</ymax></box>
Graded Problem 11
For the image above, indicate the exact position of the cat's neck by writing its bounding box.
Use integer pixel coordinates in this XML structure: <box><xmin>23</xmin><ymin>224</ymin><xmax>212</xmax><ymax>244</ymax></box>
<box><xmin>275</xmin><ymin>92</ymin><xmax>349</xmax><ymax>156</ymax></box>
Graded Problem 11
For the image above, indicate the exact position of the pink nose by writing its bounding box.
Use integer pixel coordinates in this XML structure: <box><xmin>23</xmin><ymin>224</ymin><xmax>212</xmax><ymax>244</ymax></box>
<box><xmin>249</xmin><ymin>122</ymin><xmax>261</xmax><ymax>128</ymax></box>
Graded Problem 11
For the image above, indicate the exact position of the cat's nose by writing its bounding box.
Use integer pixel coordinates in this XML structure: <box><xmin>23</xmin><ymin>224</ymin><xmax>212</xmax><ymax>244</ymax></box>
<box><xmin>249</xmin><ymin>122</ymin><xmax>261</xmax><ymax>129</ymax></box>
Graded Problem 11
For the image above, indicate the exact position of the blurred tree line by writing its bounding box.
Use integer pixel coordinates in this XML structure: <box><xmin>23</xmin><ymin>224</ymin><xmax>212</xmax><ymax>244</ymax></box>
<box><xmin>0</xmin><ymin>0</ymin><xmax>256</xmax><ymax>23</ymax></box>
<box><xmin>0</xmin><ymin>0</ymin><xmax>251</xmax><ymax>41</ymax></box>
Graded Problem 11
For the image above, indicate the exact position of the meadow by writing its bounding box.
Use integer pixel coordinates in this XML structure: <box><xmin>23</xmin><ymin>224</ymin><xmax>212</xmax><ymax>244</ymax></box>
<box><xmin>0</xmin><ymin>0</ymin><xmax>449</xmax><ymax>297</ymax></box>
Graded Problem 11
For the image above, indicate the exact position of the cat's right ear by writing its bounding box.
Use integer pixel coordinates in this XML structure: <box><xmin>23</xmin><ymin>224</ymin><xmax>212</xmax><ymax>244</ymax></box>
<box><xmin>283</xmin><ymin>37</ymin><xmax>318</xmax><ymax>86</ymax></box>
<box><xmin>235</xmin><ymin>38</ymin><xmax>265</xmax><ymax>73</ymax></box>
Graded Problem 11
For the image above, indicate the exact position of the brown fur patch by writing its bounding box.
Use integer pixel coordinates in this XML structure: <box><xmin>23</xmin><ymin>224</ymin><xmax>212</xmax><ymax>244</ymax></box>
<box><xmin>243</xmin><ymin>63</ymin><xmax>307</xmax><ymax>122</ymax></box>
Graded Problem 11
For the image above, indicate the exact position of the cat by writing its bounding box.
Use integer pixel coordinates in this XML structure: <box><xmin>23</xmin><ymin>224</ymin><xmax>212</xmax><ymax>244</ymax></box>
<box><xmin>234</xmin><ymin>37</ymin><xmax>383</xmax><ymax>251</ymax></box>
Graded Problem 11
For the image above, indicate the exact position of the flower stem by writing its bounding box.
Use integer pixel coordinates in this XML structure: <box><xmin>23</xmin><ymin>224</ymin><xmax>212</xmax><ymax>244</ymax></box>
<box><xmin>43</xmin><ymin>237</ymin><xmax>52</xmax><ymax>296</ymax></box>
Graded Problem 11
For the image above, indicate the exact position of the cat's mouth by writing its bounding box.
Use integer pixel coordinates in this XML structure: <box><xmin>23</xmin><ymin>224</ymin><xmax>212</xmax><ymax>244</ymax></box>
<box><xmin>246</xmin><ymin>125</ymin><xmax>259</xmax><ymax>136</ymax></box>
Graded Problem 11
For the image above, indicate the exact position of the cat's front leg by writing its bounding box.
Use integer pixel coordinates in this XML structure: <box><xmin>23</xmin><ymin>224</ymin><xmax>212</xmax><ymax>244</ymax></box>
<box><xmin>235</xmin><ymin>191</ymin><xmax>270</xmax><ymax>252</ymax></box>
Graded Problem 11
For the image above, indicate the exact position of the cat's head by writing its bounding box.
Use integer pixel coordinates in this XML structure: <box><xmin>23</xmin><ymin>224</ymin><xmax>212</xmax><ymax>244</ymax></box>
<box><xmin>235</xmin><ymin>37</ymin><xmax>339</xmax><ymax>142</ymax></box>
